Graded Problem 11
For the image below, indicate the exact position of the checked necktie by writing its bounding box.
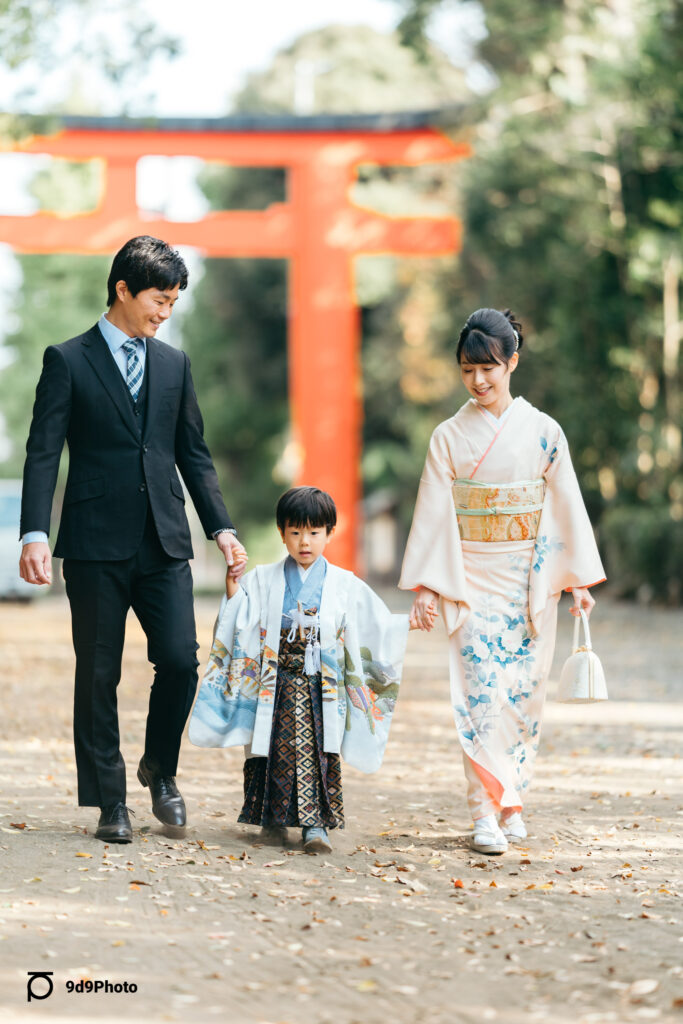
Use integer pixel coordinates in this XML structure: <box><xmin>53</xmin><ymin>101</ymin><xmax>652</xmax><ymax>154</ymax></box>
<box><xmin>122</xmin><ymin>339</ymin><xmax>143</xmax><ymax>401</ymax></box>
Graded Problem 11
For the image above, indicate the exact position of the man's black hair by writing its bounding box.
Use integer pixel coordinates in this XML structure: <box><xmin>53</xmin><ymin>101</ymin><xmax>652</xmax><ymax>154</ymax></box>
<box><xmin>276</xmin><ymin>486</ymin><xmax>337</xmax><ymax>534</ymax></box>
<box><xmin>107</xmin><ymin>236</ymin><xmax>189</xmax><ymax>306</ymax></box>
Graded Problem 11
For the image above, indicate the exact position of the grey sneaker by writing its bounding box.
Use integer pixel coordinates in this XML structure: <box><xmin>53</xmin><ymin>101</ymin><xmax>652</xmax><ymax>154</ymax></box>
<box><xmin>302</xmin><ymin>826</ymin><xmax>332</xmax><ymax>854</ymax></box>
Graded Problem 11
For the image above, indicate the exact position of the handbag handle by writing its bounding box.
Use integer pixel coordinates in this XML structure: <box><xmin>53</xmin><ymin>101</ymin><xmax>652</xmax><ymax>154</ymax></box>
<box><xmin>572</xmin><ymin>606</ymin><xmax>592</xmax><ymax>652</ymax></box>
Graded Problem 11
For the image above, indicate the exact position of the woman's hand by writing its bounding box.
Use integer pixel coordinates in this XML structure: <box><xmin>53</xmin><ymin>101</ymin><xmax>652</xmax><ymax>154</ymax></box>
<box><xmin>570</xmin><ymin>587</ymin><xmax>595</xmax><ymax>618</ymax></box>
<box><xmin>410</xmin><ymin>587</ymin><xmax>439</xmax><ymax>632</ymax></box>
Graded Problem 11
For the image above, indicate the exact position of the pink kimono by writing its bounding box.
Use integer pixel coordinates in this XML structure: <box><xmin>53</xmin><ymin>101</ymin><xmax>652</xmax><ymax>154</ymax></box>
<box><xmin>400</xmin><ymin>396</ymin><xmax>605</xmax><ymax>818</ymax></box>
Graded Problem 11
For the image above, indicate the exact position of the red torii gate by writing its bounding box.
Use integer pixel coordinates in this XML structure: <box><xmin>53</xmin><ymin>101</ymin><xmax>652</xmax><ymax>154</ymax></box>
<box><xmin>0</xmin><ymin>113</ymin><xmax>471</xmax><ymax>568</ymax></box>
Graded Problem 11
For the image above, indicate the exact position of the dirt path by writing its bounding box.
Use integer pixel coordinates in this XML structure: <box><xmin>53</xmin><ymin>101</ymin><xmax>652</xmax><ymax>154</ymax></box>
<box><xmin>1</xmin><ymin>594</ymin><xmax>681</xmax><ymax>1024</ymax></box>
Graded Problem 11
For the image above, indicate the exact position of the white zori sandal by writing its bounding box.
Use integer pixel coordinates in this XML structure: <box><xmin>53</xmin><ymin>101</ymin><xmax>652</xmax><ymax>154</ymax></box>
<box><xmin>470</xmin><ymin>813</ymin><xmax>508</xmax><ymax>855</ymax></box>
<box><xmin>500</xmin><ymin>811</ymin><xmax>527</xmax><ymax>842</ymax></box>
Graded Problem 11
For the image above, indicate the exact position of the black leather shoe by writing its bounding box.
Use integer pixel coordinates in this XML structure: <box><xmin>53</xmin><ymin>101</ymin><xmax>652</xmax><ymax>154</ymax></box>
<box><xmin>95</xmin><ymin>803</ymin><xmax>133</xmax><ymax>844</ymax></box>
<box><xmin>137</xmin><ymin>757</ymin><xmax>187</xmax><ymax>827</ymax></box>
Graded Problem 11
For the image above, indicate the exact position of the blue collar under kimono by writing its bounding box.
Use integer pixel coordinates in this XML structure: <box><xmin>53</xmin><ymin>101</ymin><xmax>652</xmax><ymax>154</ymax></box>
<box><xmin>282</xmin><ymin>555</ymin><xmax>327</xmax><ymax>675</ymax></box>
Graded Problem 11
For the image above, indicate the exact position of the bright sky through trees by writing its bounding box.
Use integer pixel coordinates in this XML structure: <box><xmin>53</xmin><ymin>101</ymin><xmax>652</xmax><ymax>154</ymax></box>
<box><xmin>0</xmin><ymin>0</ymin><xmax>399</xmax><ymax>117</ymax></box>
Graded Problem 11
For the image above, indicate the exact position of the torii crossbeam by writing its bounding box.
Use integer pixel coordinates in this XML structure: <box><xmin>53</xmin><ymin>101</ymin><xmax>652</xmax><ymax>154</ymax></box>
<box><xmin>0</xmin><ymin>112</ymin><xmax>471</xmax><ymax>568</ymax></box>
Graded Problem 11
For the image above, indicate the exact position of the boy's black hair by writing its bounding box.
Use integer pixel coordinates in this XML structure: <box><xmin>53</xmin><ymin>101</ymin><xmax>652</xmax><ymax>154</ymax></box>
<box><xmin>107</xmin><ymin>235</ymin><xmax>189</xmax><ymax>306</ymax></box>
<box><xmin>276</xmin><ymin>486</ymin><xmax>337</xmax><ymax>534</ymax></box>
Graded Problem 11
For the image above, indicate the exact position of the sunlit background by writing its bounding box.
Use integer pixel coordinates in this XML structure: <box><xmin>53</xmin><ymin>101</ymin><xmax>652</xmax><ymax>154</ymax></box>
<box><xmin>0</xmin><ymin>0</ymin><xmax>681</xmax><ymax>602</ymax></box>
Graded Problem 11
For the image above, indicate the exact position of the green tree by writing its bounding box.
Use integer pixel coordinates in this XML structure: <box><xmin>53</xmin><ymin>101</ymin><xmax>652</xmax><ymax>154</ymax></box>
<box><xmin>0</xmin><ymin>1</ymin><xmax>181</xmax><ymax>474</ymax></box>
<box><xmin>1</xmin><ymin>0</ymin><xmax>180</xmax><ymax>138</ymax></box>
<box><xmin>0</xmin><ymin>161</ymin><xmax>107</xmax><ymax>477</ymax></box>
<box><xmin>396</xmin><ymin>0</ymin><xmax>683</xmax><ymax>600</ymax></box>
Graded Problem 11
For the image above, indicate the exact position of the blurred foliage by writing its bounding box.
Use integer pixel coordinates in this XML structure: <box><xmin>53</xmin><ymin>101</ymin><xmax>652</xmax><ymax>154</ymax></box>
<box><xmin>393</xmin><ymin>0</ymin><xmax>683</xmax><ymax>600</ymax></box>
<box><xmin>235</xmin><ymin>23</ymin><xmax>466</xmax><ymax>114</ymax></box>
<box><xmin>0</xmin><ymin>161</ymin><xmax>107</xmax><ymax>478</ymax></box>
<box><xmin>183</xmin><ymin>255</ymin><xmax>289</xmax><ymax>530</ymax></box>
<box><xmin>0</xmin><ymin>1</ymin><xmax>178</xmax><ymax>477</ymax></box>
<box><xmin>0</xmin><ymin>0</ymin><xmax>180</xmax><ymax>128</ymax></box>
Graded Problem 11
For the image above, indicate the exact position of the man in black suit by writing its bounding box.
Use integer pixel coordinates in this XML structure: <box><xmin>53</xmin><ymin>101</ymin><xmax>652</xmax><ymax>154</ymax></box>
<box><xmin>19</xmin><ymin>236</ymin><xmax>245</xmax><ymax>844</ymax></box>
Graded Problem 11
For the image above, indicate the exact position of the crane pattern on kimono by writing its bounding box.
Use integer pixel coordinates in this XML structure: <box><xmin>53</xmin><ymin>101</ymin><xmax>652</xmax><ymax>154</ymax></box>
<box><xmin>342</xmin><ymin>646</ymin><xmax>400</xmax><ymax>735</ymax></box>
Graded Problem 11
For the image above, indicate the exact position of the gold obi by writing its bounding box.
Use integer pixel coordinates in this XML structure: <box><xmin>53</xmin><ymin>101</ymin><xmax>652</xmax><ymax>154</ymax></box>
<box><xmin>453</xmin><ymin>478</ymin><xmax>545</xmax><ymax>542</ymax></box>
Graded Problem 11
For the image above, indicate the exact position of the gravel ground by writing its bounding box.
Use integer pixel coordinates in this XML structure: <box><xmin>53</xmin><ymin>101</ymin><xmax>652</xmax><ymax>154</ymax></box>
<box><xmin>0</xmin><ymin>591</ymin><xmax>681</xmax><ymax>1024</ymax></box>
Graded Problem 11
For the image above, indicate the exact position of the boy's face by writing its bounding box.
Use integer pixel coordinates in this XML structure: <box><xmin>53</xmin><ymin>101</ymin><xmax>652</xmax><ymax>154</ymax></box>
<box><xmin>279</xmin><ymin>521</ymin><xmax>333</xmax><ymax>569</ymax></box>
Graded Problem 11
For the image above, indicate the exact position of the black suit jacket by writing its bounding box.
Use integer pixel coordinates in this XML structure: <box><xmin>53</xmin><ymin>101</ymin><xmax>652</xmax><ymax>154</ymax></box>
<box><xmin>20</xmin><ymin>324</ymin><xmax>233</xmax><ymax>560</ymax></box>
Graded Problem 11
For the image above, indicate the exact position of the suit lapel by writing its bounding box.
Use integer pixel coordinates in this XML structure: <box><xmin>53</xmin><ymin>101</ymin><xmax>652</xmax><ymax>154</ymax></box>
<box><xmin>143</xmin><ymin>338</ymin><xmax>169</xmax><ymax>442</ymax></box>
<box><xmin>81</xmin><ymin>324</ymin><xmax>139</xmax><ymax>440</ymax></box>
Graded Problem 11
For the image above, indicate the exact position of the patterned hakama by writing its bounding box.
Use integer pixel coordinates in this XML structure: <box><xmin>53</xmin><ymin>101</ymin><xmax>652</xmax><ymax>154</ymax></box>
<box><xmin>239</xmin><ymin>625</ymin><xmax>344</xmax><ymax>829</ymax></box>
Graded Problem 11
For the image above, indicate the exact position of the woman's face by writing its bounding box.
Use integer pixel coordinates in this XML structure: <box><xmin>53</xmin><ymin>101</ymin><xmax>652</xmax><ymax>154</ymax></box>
<box><xmin>459</xmin><ymin>352</ymin><xmax>518</xmax><ymax>411</ymax></box>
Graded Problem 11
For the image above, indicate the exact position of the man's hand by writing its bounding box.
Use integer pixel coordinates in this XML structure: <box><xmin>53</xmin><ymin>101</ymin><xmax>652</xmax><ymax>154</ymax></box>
<box><xmin>570</xmin><ymin>587</ymin><xmax>595</xmax><ymax>618</ymax></box>
<box><xmin>409</xmin><ymin>586</ymin><xmax>439</xmax><ymax>632</ymax></box>
<box><xmin>215</xmin><ymin>532</ymin><xmax>248</xmax><ymax>580</ymax></box>
<box><xmin>19</xmin><ymin>542</ymin><xmax>52</xmax><ymax>586</ymax></box>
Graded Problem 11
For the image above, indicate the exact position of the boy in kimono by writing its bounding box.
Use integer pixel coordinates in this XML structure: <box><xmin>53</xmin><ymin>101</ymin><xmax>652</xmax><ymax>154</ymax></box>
<box><xmin>189</xmin><ymin>486</ymin><xmax>430</xmax><ymax>853</ymax></box>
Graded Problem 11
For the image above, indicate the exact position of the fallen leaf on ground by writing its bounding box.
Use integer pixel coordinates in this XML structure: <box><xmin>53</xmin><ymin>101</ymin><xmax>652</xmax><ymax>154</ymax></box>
<box><xmin>398</xmin><ymin>877</ymin><xmax>427</xmax><ymax>893</ymax></box>
<box><xmin>628</xmin><ymin>979</ymin><xmax>659</xmax><ymax>999</ymax></box>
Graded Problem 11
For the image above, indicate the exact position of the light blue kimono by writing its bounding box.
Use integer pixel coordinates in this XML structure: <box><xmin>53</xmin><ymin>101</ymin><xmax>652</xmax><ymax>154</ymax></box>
<box><xmin>188</xmin><ymin>557</ymin><xmax>409</xmax><ymax>774</ymax></box>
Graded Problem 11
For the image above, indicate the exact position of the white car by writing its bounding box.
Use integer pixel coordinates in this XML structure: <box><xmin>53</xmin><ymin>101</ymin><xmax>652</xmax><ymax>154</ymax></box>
<box><xmin>0</xmin><ymin>479</ymin><xmax>37</xmax><ymax>600</ymax></box>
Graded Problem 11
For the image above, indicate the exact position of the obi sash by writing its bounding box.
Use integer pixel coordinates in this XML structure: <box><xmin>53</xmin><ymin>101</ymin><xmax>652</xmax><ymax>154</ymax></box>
<box><xmin>453</xmin><ymin>478</ymin><xmax>545</xmax><ymax>542</ymax></box>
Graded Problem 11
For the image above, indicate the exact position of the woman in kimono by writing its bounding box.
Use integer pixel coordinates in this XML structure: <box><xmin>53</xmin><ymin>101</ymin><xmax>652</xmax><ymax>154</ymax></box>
<box><xmin>400</xmin><ymin>308</ymin><xmax>605</xmax><ymax>855</ymax></box>
<box><xmin>189</xmin><ymin>487</ymin><xmax>419</xmax><ymax>854</ymax></box>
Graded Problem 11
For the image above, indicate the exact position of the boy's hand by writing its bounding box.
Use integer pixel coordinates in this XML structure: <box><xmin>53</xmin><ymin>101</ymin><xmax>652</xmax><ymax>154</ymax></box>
<box><xmin>409</xmin><ymin>587</ymin><xmax>439</xmax><ymax>631</ymax></box>
<box><xmin>225</xmin><ymin>549</ymin><xmax>248</xmax><ymax>597</ymax></box>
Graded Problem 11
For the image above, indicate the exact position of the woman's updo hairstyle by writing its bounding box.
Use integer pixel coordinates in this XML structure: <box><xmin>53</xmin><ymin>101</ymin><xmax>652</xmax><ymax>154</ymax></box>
<box><xmin>456</xmin><ymin>308</ymin><xmax>524</xmax><ymax>366</ymax></box>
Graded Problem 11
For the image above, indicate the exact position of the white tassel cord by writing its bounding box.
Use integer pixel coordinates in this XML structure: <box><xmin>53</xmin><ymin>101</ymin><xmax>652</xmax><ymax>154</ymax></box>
<box><xmin>304</xmin><ymin>639</ymin><xmax>321</xmax><ymax>675</ymax></box>
<box><xmin>286</xmin><ymin>608</ymin><xmax>321</xmax><ymax>676</ymax></box>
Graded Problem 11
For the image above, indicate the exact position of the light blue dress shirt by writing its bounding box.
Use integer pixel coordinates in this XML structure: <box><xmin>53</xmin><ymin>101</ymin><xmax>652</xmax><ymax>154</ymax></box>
<box><xmin>97</xmin><ymin>312</ymin><xmax>147</xmax><ymax>379</ymax></box>
<box><xmin>21</xmin><ymin>315</ymin><xmax>146</xmax><ymax>546</ymax></box>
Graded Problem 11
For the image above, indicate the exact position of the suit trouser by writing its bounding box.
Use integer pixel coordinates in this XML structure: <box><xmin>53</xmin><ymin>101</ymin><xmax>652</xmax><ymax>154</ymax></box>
<box><xmin>62</xmin><ymin>513</ymin><xmax>199</xmax><ymax>808</ymax></box>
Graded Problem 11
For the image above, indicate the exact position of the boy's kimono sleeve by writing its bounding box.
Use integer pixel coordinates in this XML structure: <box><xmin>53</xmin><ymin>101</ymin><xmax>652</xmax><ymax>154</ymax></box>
<box><xmin>340</xmin><ymin>577</ymin><xmax>409</xmax><ymax>774</ymax></box>
<box><xmin>188</xmin><ymin>573</ymin><xmax>264</xmax><ymax>748</ymax></box>
<box><xmin>529</xmin><ymin>426</ymin><xmax>606</xmax><ymax>634</ymax></box>
<box><xmin>399</xmin><ymin>423</ymin><xmax>470</xmax><ymax>635</ymax></box>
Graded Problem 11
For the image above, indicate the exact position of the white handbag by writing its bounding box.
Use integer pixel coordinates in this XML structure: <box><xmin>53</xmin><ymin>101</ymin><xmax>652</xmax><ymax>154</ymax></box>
<box><xmin>557</xmin><ymin>607</ymin><xmax>608</xmax><ymax>703</ymax></box>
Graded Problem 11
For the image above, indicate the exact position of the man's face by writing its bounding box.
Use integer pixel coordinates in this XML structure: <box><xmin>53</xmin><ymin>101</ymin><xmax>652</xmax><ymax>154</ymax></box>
<box><xmin>115</xmin><ymin>282</ymin><xmax>180</xmax><ymax>338</ymax></box>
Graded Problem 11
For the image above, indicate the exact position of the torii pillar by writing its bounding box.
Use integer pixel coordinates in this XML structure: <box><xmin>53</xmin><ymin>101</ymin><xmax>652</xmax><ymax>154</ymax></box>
<box><xmin>0</xmin><ymin>116</ymin><xmax>471</xmax><ymax>569</ymax></box>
